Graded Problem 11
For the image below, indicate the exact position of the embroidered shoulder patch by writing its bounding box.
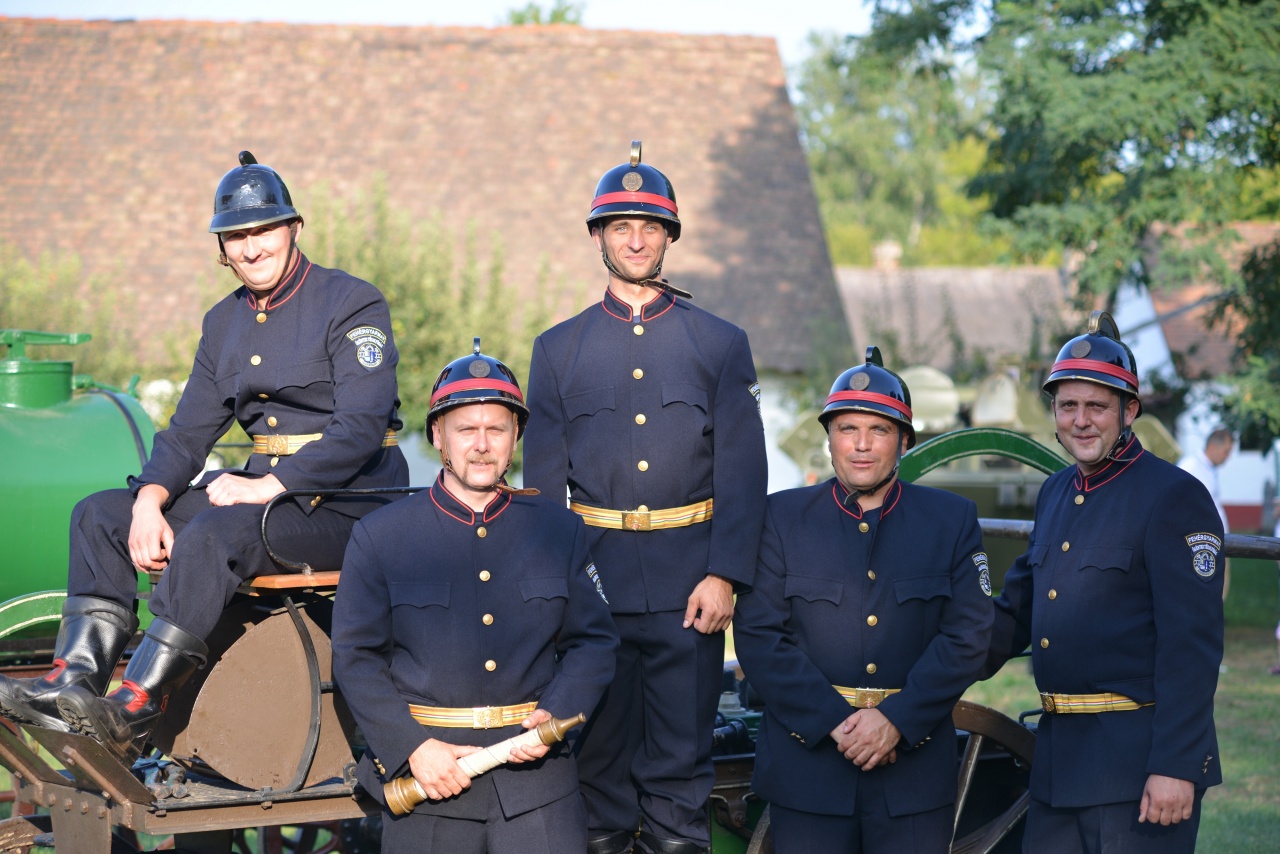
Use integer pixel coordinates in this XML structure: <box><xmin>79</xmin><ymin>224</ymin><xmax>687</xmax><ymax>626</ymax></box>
<box><xmin>748</xmin><ymin>381</ymin><xmax>762</xmax><ymax>413</ymax></box>
<box><xmin>1185</xmin><ymin>532</ymin><xmax>1223</xmax><ymax>580</ymax></box>
<box><xmin>347</xmin><ymin>326</ymin><xmax>387</xmax><ymax>369</ymax></box>
<box><xmin>973</xmin><ymin>552</ymin><xmax>992</xmax><ymax>596</ymax></box>
<box><xmin>585</xmin><ymin>562</ymin><xmax>608</xmax><ymax>604</ymax></box>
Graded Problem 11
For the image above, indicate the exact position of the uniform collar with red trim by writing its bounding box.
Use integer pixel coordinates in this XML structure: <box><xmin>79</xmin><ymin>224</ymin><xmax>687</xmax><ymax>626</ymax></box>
<box><xmin>245</xmin><ymin>252</ymin><xmax>312</xmax><ymax>313</ymax></box>
<box><xmin>428</xmin><ymin>472</ymin><xmax>513</xmax><ymax>526</ymax></box>
<box><xmin>600</xmin><ymin>286</ymin><xmax>677</xmax><ymax>323</ymax></box>
<box><xmin>831</xmin><ymin>478</ymin><xmax>903</xmax><ymax>521</ymax></box>
<box><xmin>1072</xmin><ymin>434</ymin><xmax>1145</xmax><ymax>493</ymax></box>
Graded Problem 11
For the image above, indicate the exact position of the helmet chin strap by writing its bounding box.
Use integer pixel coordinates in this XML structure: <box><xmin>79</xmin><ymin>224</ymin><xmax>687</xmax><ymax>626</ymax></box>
<box><xmin>599</xmin><ymin>233</ymin><xmax>693</xmax><ymax>300</ymax></box>
<box><xmin>438</xmin><ymin>445</ymin><xmax>539</xmax><ymax>497</ymax></box>
<box><xmin>840</xmin><ymin>445</ymin><xmax>902</xmax><ymax>509</ymax></box>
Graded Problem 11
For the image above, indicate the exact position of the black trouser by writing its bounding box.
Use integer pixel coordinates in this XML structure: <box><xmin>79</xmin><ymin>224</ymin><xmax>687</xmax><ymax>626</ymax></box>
<box><xmin>68</xmin><ymin>488</ymin><xmax>354</xmax><ymax>640</ymax></box>
<box><xmin>1024</xmin><ymin>793</ymin><xmax>1204</xmax><ymax>854</ymax></box>
<box><xmin>769</xmin><ymin>773</ymin><xmax>953</xmax><ymax>854</ymax></box>
<box><xmin>575</xmin><ymin>610</ymin><xmax>724</xmax><ymax>846</ymax></box>
<box><xmin>380</xmin><ymin>778</ymin><xmax>587</xmax><ymax>854</ymax></box>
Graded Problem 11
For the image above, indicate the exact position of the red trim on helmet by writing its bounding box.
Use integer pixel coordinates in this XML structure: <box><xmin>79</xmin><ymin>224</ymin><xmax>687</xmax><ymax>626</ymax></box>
<box><xmin>430</xmin><ymin>378</ymin><xmax>524</xmax><ymax>407</ymax></box>
<box><xmin>1049</xmin><ymin>358</ymin><xmax>1139</xmax><ymax>390</ymax></box>
<box><xmin>591</xmin><ymin>192</ymin><xmax>678</xmax><ymax>214</ymax></box>
<box><xmin>824</xmin><ymin>390</ymin><xmax>913</xmax><ymax>421</ymax></box>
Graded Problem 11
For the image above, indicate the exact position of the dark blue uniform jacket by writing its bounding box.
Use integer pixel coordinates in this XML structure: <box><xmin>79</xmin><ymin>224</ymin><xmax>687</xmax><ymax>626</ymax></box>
<box><xmin>524</xmin><ymin>287</ymin><xmax>767</xmax><ymax>612</ymax></box>
<box><xmin>131</xmin><ymin>254</ymin><xmax>408</xmax><ymax>516</ymax></box>
<box><xmin>331</xmin><ymin>476</ymin><xmax>619</xmax><ymax>820</ymax></box>
<box><xmin>734</xmin><ymin>478</ymin><xmax>994</xmax><ymax>817</ymax></box>
<box><xmin>985</xmin><ymin>435</ymin><xmax>1224</xmax><ymax>808</ymax></box>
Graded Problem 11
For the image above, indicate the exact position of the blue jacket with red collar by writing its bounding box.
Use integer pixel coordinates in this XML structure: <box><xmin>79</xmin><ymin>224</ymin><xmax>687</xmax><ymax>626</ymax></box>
<box><xmin>131</xmin><ymin>253</ymin><xmax>407</xmax><ymax>516</ymax></box>
<box><xmin>331</xmin><ymin>475</ymin><xmax>619</xmax><ymax>820</ymax></box>
<box><xmin>985</xmin><ymin>435</ymin><xmax>1225</xmax><ymax>807</ymax></box>
<box><xmin>733</xmin><ymin>478</ymin><xmax>993</xmax><ymax>817</ymax></box>
<box><xmin>523</xmin><ymin>287</ymin><xmax>768</xmax><ymax>613</ymax></box>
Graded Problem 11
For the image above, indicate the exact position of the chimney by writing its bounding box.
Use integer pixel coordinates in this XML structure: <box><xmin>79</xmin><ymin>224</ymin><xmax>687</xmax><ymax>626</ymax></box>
<box><xmin>873</xmin><ymin>240</ymin><xmax>902</xmax><ymax>272</ymax></box>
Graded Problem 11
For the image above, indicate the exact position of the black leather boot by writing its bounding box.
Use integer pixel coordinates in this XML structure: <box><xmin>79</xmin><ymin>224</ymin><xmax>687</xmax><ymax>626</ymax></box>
<box><xmin>588</xmin><ymin>830</ymin><xmax>636</xmax><ymax>854</ymax></box>
<box><xmin>57</xmin><ymin>618</ymin><xmax>207</xmax><ymax>762</ymax></box>
<box><xmin>0</xmin><ymin>596</ymin><xmax>138</xmax><ymax>732</ymax></box>
<box><xmin>635</xmin><ymin>831</ymin><xmax>709</xmax><ymax>854</ymax></box>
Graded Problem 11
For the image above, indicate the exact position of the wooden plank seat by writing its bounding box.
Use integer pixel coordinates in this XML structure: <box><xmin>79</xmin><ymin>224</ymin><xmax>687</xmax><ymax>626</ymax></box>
<box><xmin>237</xmin><ymin>571</ymin><xmax>341</xmax><ymax>595</ymax></box>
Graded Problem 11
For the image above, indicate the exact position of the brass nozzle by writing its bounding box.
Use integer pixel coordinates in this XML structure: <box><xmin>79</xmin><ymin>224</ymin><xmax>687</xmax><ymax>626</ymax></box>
<box><xmin>383</xmin><ymin>712</ymin><xmax>586</xmax><ymax>816</ymax></box>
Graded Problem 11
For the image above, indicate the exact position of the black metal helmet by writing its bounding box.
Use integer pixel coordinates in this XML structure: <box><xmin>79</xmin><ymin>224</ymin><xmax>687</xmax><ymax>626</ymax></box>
<box><xmin>209</xmin><ymin>151</ymin><xmax>300</xmax><ymax>234</ymax></box>
<box><xmin>820</xmin><ymin>346</ymin><xmax>917</xmax><ymax>449</ymax></box>
<box><xmin>1044</xmin><ymin>311</ymin><xmax>1141</xmax><ymax>415</ymax></box>
<box><xmin>586</xmin><ymin>141</ymin><xmax>681</xmax><ymax>241</ymax></box>
<box><xmin>427</xmin><ymin>338</ymin><xmax>530</xmax><ymax>438</ymax></box>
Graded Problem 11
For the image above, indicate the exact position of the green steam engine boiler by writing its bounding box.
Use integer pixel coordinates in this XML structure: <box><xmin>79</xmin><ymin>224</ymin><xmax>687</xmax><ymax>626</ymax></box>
<box><xmin>0</xmin><ymin>330</ymin><xmax>155</xmax><ymax>644</ymax></box>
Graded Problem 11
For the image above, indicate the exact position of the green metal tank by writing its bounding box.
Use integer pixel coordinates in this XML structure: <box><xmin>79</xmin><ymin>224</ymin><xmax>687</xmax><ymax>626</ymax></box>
<box><xmin>0</xmin><ymin>330</ymin><xmax>156</xmax><ymax>605</ymax></box>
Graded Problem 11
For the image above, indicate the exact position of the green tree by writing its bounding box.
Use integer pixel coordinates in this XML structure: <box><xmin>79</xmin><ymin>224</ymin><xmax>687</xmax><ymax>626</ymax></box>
<box><xmin>857</xmin><ymin>0</ymin><xmax>1280</xmax><ymax>439</ymax></box>
<box><xmin>797</xmin><ymin>20</ymin><xmax>1022</xmax><ymax>266</ymax></box>
<box><xmin>301</xmin><ymin>181</ymin><xmax>558</xmax><ymax>435</ymax></box>
<box><xmin>505</xmin><ymin>2</ymin><xmax>583</xmax><ymax>25</ymax></box>
<box><xmin>0</xmin><ymin>242</ymin><xmax>201</xmax><ymax>389</ymax></box>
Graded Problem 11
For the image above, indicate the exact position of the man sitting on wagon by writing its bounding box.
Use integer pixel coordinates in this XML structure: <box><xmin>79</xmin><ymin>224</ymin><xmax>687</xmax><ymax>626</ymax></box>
<box><xmin>331</xmin><ymin>342</ymin><xmax>618</xmax><ymax>853</ymax></box>
<box><xmin>0</xmin><ymin>151</ymin><xmax>408</xmax><ymax>763</ymax></box>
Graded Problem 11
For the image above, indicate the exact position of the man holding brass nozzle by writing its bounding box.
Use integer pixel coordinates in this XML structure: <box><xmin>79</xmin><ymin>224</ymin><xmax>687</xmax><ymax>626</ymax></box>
<box><xmin>332</xmin><ymin>342</ymin><xmax>618</xmax><ymax>853</ymax></box>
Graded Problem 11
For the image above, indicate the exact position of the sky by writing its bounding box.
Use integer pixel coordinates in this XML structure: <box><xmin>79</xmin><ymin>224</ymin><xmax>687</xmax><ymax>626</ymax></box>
<box><xmin>0</xmin><ymin>0</ymin><xmax>873</xmax><ymax>72</ymax></box>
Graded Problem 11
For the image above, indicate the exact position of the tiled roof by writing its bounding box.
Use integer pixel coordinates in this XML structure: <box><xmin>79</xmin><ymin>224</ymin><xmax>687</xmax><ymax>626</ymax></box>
<box><xmin>1145</xmin><ymin>222</ymin><xmax>1280</xmax><ymax>379</ymax></box>
<box><xmin>835</xmin><ymin>265</ymin><xmax>1078</xmax><ymax>374</ymax></box>
<box><xmin>0</xmin><ymin>17</ymin><xmax>844</xmax><ymax>372</ymax></box>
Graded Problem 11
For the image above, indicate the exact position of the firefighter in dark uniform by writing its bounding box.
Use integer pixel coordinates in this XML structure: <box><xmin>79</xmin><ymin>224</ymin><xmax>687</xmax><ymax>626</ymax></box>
<box><xmin>0</xmin><ymin>151</ymin><xmax>408</xmax><ymax>762</ymax></box>
<box><xmin>523</xmin><ymin>142</ymin><xmax>768</xmax><ymax>854</ymax></box>
<box><xmin>733</xmin><ymin>348</ymin><xmax>994</xmax><ymax>853</ymax></box>
<box><xmin>332</xmin><ymin>342</ymin><xmax>618</xmax><ymax>853</ymax></box>
<box><xmin>983</xmin><ymin>312</ymin><xmax>1224</xmax><ymax>854</ymax></box>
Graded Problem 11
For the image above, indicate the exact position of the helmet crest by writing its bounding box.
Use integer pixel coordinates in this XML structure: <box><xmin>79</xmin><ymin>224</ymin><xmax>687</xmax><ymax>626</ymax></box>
<box><xmin>209</xmin><ymin>150</ymin><xmax>300</xmax><ymax>234</ymax></box>
<box><xmin>587</xmin><ymin>141</ymin><xmax>681</xmax><ymax>241</ymax></box>
<box><xmin>820</xmin><ymin>346</ymin><xmax>917</xmax><ymax>449</ymax></box>
<box><xmin>427</xmin><ymin>338</ymin><xmax>529</xmax><ymax>439</ymax></box>
<box><xmin>1044</xmin><ymin>311</ymin><xmax>1141</xmax><ymax>415</ymax></box>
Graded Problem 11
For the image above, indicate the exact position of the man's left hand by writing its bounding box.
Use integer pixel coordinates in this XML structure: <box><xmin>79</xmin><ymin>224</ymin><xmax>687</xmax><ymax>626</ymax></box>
<box><xmin>508</xmin><ymin>709</ymin><xmax>553</xmax><ymax>764</ymax></box>
<box><xmin>206</xmin><ymin>473</ymin><xmax>286</xmax><ymax>507</ymax></box>
<box><xmin>683</xmin><ymin>575</ymin><xmax>733</xmax><ymax>633</ymax></box>
<box><xmin>1138</xmin><ymin>774</ymin><xmax>1194</xmax><ymax>825</ymax></box>
<box><xmin>832</xmin><ymin>708</ymin><xmax>901</xmax><ymax>771</ymax></box>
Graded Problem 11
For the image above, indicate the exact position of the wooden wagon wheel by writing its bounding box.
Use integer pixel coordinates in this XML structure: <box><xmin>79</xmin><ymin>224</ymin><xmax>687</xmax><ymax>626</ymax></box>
<box><xmin>740</xmin><ymin>700</ymin><xmax>1034</xmax><ymax>854</ymax></box>
<box><xmin>950</xmin><ymin>700</ymin><xmax>1035</xmax><ymax>854</ymax></box>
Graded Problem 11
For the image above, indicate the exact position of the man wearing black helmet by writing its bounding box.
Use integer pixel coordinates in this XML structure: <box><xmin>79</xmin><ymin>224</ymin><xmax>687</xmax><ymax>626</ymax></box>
<box><xmin>332</xmin><ymin>342</ymin><xmax>618</xmax><ymax>853</ymax></box>
<box><xmin>0</xmin><ymin>152</ymin><xmax>408</xmax><ymax>763</ymax></box>
<box><xmin>524</xmin><ymin>143</ymin><xmax>768</xmax><ymax>854</ymax></box>
<box><xmin>732</xmin><ymin>348</ymin><xmax>993</xmax><ymax>854</ymax></box>
<box><xmin>982</xmin><ymin>312</ymin><xmax>1224</xmax><ymax>853</ymax></box>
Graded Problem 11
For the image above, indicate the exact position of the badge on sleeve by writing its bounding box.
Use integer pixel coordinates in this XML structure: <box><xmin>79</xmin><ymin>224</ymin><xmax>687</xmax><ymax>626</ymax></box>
<box><xmin>346</xmin><ymin>326</ymin><xmax>387</xmax><ymax>369</ymax></box>
<box><xmin>1185</xmin><ymin>533</ymin><xmax>1223</xmax><ymax>579</ymax></box>
<box><xmin>973</xmin><ymin>552</ymin><xmax>992</xmax><ymax>596</ymax></box>
<box><xmin>585</xmin><ymin>562</ymin><xmax>608</xmax><ymax>604</ymax></box>
<box><xmin>748</xmin><ymin>381</ymin><xmax>762</xmax><ymax>413</ymax></box>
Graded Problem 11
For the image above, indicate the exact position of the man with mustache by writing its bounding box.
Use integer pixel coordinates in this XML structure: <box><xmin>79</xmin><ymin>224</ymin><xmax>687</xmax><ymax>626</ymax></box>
<box><xmin>733</xmin><ymin>348</ymin><xmax>994</xmax><ymax>854</ymax></box>
<box><xmin>982</xmin><ymin>312</ymin><xmax>1225</xmax><ymax>853</ymax></box>
<box><xmin>332</xmin><ymin>342</ymin><xmax>618</xmax><ymax>853</ymax></box>
<box><xmin>523</xmin><ymin>142</ymin><xmax>768</xmax><ymax>854</ymax></box>
<box><xmin>0</xmin><ymin>151</ymin><xmax>408</xmax><ymax>762</ymax></box>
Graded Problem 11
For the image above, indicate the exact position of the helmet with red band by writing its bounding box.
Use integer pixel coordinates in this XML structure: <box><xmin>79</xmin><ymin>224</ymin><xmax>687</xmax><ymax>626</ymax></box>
<box><xmin>1044</xmin><ymin>311</ymin><xmax>1142</xmax><ymax>415</ymax></box>
<box><xmin>427</xmin><ymin>338</ymin><xmax>529</xmax><ymax>438</ymax></box>
<box><xmin>586</xmin><ymin>141</ymin><xmax>680</xmax><ymax>241</ymax></box>
<box><xmin>820</xmin><ymin>346</ymin><xmax>916</xmax><ymax>449</ymax></box>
